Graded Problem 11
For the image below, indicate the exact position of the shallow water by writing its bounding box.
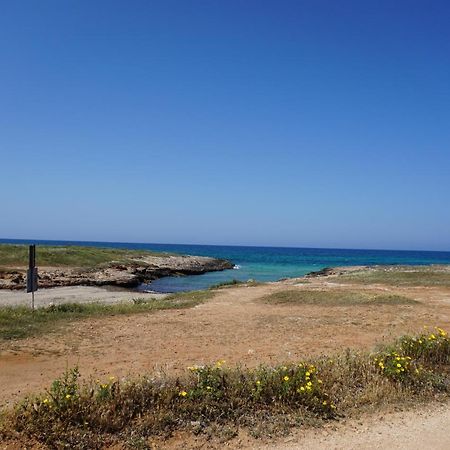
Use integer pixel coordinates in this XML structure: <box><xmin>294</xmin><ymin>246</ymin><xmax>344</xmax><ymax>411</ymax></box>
<box><xmin>141</xmin><ymin>244</ymin><xmax>450</xmax><ymax>292</ymax></box>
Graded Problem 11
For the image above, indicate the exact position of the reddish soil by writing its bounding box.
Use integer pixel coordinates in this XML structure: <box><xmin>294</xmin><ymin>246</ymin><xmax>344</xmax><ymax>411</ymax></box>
<box><xmin>1</xmin><ymin>278</ymin><xmax>450</xmax><ymax>411</ymax></box>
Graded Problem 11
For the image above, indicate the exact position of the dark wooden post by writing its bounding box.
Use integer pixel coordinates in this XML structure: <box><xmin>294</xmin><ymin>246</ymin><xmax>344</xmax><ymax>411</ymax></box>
<box><xmin>26</xmin><ymin>245</ymin><xmax>38</xmax><ymax>310</ymax></box>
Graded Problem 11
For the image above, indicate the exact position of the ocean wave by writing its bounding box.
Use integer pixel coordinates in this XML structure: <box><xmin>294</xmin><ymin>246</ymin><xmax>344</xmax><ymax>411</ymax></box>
<box><xmin>233</xmin><ymin>265</ymin><xmax>241</xmax><ymax>269</ymax></box>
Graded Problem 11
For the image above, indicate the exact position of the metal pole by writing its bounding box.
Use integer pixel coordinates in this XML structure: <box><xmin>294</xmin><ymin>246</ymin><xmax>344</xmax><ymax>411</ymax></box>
<box><xmin>27</xmin><ymin>245</ymin><xmax>37</xmax><ymax>311</ymax></box>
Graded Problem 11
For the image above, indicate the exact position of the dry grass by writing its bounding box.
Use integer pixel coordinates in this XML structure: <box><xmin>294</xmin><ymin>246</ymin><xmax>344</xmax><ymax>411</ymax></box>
<box><xmin>259</xmin><ymin>289</ymin><xmax>418</xmax><ymax>306</ymax></box>
<box><xmin>209</xmin><ymin>279</ymin><xmax>263</xmax><ymax>290</ymax></box>
<box><xmin>1</xmin><ymin>329</ymin><xmax>450</xmax><ymax>448</ymax></box>
<box><xmin>336</xmin><ymin>266</ymin><xmax>450</xmax><ymax>287</ymax></box>
<box><xmin>0</xmin><ymin>291</ymin><xmax>214</xmax><ymax>341</ymax></box>
<box><xmin>0</xmin><ymin>244</ymin><xmax>170</xmax><ymax>269</ymax></box>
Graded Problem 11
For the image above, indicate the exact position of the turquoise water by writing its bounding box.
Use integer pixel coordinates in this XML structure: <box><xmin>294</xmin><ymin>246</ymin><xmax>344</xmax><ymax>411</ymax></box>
<box><xmin>2</xmin><ymin>239</ymin><xmax>450</xmax><ymax>293</ymax></box>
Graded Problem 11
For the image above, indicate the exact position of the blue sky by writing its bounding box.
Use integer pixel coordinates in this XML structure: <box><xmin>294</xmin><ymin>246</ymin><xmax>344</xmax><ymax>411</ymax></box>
<box><xmin>1</xmin><ymin>1</ymin><xmax>449</xmax><ymax>251</ymax></box>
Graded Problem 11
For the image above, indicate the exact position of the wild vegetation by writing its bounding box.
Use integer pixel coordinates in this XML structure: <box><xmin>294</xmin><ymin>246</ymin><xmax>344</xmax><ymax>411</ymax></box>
<box><xmin>208</xmin><ymin>279</ymin><xmax>244</xmax><ymax>289</ymax></box>
<box><xmin>0</xmin><ymin>291</ymin><xmax>213</xmax><ymax>341</ymax></box>
<box><xmin>0</xmin><ymin>244</ymin><xmax>170</xmax><ymax>269</ymax></box>
<box><xmin>208</xmin><ymin>279</ymin><xmax>262</xmax><ymax>290</ymax></box>
<box><xmin>259</xmin><ymin>289</ymin><xmax>418</xmax><ymax>306</ymax></box>
<box><xmin>1</xmin><ymin>328</ymin><xmax>450</xmax><ymax>448</ymax></box>
<box><xmin>336</xmin><ymin>266</ymin><xmax>450</xmax><ymax>287</ymax></box>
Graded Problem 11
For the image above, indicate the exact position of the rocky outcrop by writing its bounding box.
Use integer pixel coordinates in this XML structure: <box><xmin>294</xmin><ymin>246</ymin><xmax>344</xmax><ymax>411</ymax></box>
<box><xmin>0</xmin><ymin>255</ymin><xmax>234</xmax><ymax>290</ymax></box>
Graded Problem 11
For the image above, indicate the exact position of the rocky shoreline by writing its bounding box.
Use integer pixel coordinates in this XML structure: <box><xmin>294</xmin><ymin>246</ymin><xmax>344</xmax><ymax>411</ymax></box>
<box><xmin>0</xmin><ymin>255</ymin><xmax>234</xmax><ymax>290</ymax></box>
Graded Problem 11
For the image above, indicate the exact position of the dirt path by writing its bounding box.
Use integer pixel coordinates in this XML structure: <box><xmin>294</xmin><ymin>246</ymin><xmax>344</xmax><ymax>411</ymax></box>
<box><xmin>1</xmin><ymin>279</ymin><xmax>450</xmax><ymax>410</ymax></box>
<box><xmin>0</xmin><ymin>285</ymin><xmax>164</xmax><ymax>307</ymax></box>
<box><xmin>258</xmin><ymin>401</ymin><xmax>450</xmax><ymax>449</ymax></box>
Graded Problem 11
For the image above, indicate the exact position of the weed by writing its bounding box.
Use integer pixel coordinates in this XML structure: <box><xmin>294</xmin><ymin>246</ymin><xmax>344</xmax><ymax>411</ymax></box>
<box><xmin>3</xmin><ymin>329</ymin><xmax>450</xmax><ymax>447</ymax></box>
<box><xmin>336</xmin><ymin>266</ymin><xmax>450</xmax><ymax>287</ymax></box>
<box><xmin>0</xmin><ymin>291</ymin><xmax>214</xmax><ymax>341</ymax></box>
<box><xmin>209</xmin><ymin>279</ymin><xmax>243</xmax><ymax>289</ymax></box>
<box><xmin>259</xmin><ymin>289</ymin><xmax>417</xmax><ymax>306</ymax></box>
<box><xmin>398</xmin><ymin>327</ymin><xmax>450</xmax><ymax>365</ymax></box>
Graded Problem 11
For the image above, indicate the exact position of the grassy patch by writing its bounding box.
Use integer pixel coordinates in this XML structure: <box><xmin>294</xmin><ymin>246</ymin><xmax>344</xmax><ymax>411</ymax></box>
<box><xmin>2</xmin><ymin>328</ymin><xmax>450</xmax><ymax>447</ymax></box>
<box><xmin>208</xmin><ymin>279</ymin><xmax>246</xmax><ymax>290</ymax></box>
<box><xmin>0</xmin><ymin>244</ymin><xmax>170</xmax><ymax>269</ymax></box>
<box><xmin>259</xmin><ymin>289</ymin><xmax>418</xmax><ymax>306</ymax></box>
<box><xmin>209</xmin><ymin>279</ymin><xmax>263</xmax><ymax>290</ymax></box>
<box><xmin>337</xmin><ymin>266</ymin><xmax>450</xmax><ymax>287</ymax></box>
<box><xmin>0</xmin><ymin>291</ymin><xmax>213</xmax><ymax>341</ymax></box>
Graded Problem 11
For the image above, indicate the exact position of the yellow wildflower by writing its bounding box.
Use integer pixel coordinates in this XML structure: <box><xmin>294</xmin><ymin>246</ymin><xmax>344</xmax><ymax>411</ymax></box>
<box><xmin>179</xmin><ymin>391</ymin><xmax>187</xmax><ymax>397</ymax></box>
<box><xmin>283</xmin><ymin>376</ymin><xmax>289</xmax><ymax>382</ymax></box>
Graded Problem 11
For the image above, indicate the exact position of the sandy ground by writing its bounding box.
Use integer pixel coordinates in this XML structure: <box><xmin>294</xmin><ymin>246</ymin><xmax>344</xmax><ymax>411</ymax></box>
<box><xmin>0</xmin><ymin>285</ymin><xmax>165</xmax><ymax>307</ymax></box>
<box><xmin>1</xmin><ymin>278</ymin><xmax>450</xmax><ymax>447</ymax></box>
<box><xmin>259</xmin><ymin>401</ymin><xmax>450</xmax><ymax>450</ymax></box>
<box><xmin>159</xmin><ymin>401</ymin><xmax>450</xmax><ymax>449</ymax></box>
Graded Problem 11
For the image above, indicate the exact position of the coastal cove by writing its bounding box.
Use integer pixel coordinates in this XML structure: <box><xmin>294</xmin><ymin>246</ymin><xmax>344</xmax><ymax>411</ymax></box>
<box><xmin>0</xmin><ymin>243</ymin><xmax>232</xmax><ymax>291</ymax></box>
<box><xmin>2</xmin><ymin>239</ymin><xmax>450</xmax><ymax>293</ymax></box>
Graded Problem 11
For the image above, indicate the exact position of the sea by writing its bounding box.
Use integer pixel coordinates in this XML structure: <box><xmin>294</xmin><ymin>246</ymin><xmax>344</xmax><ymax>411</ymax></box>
<box><xmin>2</xmin><ymin>238</ymin><xmax>450</xmax><ymax>293</ymax></box>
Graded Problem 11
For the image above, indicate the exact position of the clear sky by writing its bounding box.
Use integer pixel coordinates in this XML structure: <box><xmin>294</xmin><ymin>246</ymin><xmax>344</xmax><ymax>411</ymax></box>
<box><xmin>1</xmin><ymin>1</ymin><xmax>449</xmax><ymax>251</ymax></box>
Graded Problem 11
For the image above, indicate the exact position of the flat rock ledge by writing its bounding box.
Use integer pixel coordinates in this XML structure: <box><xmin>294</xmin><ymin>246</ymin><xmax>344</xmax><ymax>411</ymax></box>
<box><xmin>0</xmin><ymin>255</ymin><xmax>234</xmax><ymax>290</ymax></box>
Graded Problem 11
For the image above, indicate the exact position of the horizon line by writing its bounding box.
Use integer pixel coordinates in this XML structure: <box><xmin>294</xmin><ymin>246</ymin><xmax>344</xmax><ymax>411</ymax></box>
<box><xmin>1</xmin><ymin>237</ymin><xmax>449</xmax><ymax>255</ymax></box>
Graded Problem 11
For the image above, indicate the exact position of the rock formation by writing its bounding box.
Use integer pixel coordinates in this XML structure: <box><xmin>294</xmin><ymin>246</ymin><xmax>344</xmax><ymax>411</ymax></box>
<box><xmin>0</xmin><ymin>255</ymin><xmax>234</xmax><ymax>290</ymax></box>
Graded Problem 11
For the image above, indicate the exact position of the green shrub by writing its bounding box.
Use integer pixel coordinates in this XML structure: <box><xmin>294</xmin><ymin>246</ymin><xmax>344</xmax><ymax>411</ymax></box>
<box><xmin>399</xmin><ymin>327</ymin><xmax>450</xmax><ymax>365</ymax></box>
